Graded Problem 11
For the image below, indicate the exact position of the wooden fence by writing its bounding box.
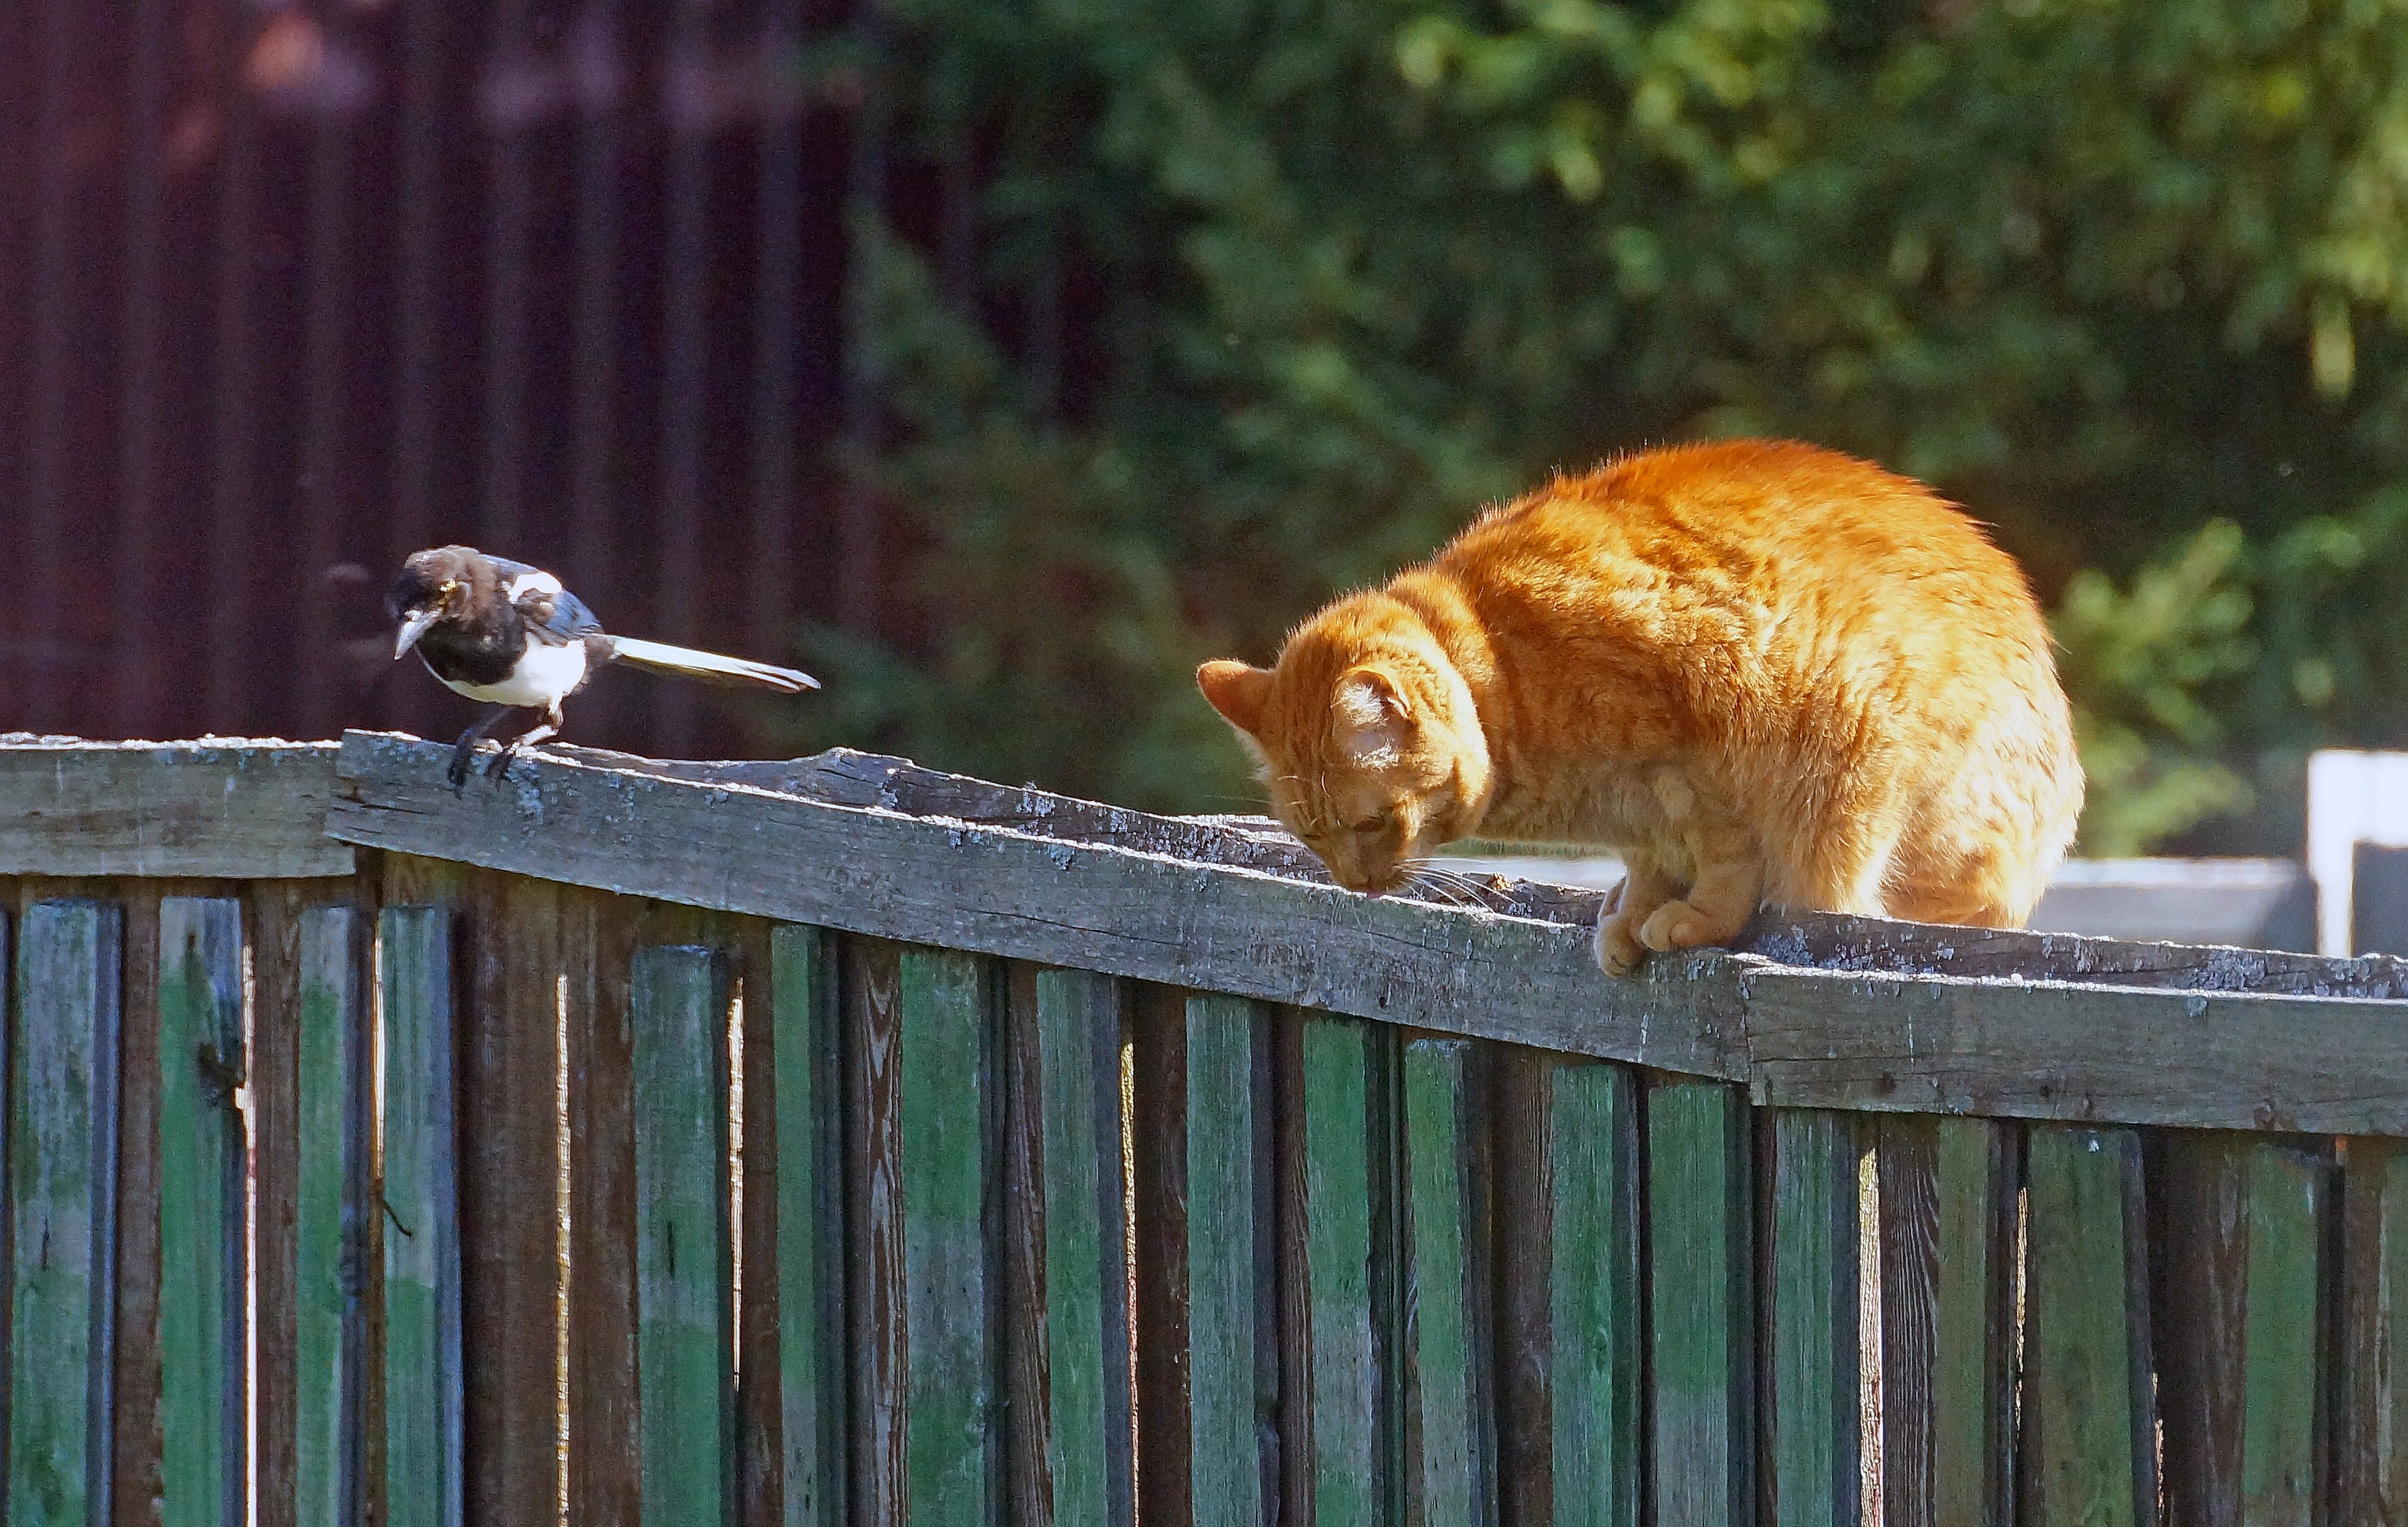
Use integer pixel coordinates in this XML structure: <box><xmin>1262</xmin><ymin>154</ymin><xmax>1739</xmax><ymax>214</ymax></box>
<box><xmin>3</xmin><ymin>732</ymin><xmax>2407</xmax><ymax>1527</ymax></box>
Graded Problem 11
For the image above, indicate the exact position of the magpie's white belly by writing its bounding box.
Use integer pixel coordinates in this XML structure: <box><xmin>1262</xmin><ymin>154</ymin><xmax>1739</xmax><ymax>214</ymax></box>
<box><xmin>428</xmin><ymin>640</ymin><xmax>588</xmax><ymax>709</ymax></box>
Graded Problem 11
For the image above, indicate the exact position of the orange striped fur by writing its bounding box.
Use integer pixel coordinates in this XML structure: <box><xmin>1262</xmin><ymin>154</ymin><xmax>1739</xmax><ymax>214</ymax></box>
<box><xmin>1199</xmin><ymin>439</ymin><xmax>2082</xmax><ymax>974</ymax></box>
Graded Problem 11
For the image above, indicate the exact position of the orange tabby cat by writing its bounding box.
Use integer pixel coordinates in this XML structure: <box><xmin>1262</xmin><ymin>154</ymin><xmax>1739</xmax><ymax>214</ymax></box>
<box><xmin>1197</xmin><ymin>439</ymin><xmax>2082</xmax><ymax>975</ymax></box>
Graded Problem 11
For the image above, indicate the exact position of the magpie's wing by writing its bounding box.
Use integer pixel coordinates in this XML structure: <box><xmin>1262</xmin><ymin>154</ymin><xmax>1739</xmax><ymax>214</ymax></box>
<box><xmin>492</xmin><ymin>558</ymin><xmax>605</xmax><ymax>645</ymax></box>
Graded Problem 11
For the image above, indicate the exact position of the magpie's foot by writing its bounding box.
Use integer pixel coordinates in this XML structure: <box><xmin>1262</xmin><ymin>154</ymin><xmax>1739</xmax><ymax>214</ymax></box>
<box><xmin>445</xmin><ymin>736</ymin><xmax>478</xmax><ymax>795</ymax></box>
<box><xmin>484</xmin><ymin>743</ymin><xmax>520</xmax><ymax>788</ymax></box>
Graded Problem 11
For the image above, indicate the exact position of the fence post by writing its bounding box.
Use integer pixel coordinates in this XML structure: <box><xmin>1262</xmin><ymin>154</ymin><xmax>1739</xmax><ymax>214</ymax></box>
<box><xmin>1647</xmin><ymin>1078</ymin><xmax>1753</xmax><ymax>1527</ymax></box>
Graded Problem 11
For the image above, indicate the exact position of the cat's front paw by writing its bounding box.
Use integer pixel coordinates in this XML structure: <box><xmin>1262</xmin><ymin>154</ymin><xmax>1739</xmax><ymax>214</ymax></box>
<box><xmin>1595</xmin><ymin>912</ymin><xmax>1649</xmax><ymax>976</ymax></box>
<box><xmin>1639</xmin><ymin>898</ymin><xmax>1724</xmax><ymax>953</ymax></box>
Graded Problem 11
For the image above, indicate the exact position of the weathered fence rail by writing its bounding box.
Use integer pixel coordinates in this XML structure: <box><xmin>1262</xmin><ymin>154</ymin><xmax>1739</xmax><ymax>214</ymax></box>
<box><xmin>0</xmin><ymin>732</ymin><xmax>2405</xmax><ymax>1526</ymax></box>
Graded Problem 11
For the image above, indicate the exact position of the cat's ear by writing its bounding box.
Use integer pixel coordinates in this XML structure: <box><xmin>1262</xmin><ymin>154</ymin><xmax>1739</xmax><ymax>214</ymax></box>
<box><xmin>1335</xmin><ymin>665</ymin><xmax>1414</xmax><ymax>764</ymax></box>
<box><xmin>1197</xmin><ymin>660</ymin><xmax>1275</xmax><ymax>736</ymax></box>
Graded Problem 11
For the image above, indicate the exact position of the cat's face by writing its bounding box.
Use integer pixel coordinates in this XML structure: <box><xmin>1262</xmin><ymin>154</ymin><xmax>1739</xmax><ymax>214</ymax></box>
<box><xmin>1197</xmin><ymin>628</ymin><xmax>1489</xmax><ymax>895</ymax></box>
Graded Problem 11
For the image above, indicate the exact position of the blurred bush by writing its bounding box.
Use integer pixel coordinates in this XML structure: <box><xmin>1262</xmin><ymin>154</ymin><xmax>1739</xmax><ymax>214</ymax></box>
<box><xmin>784</xmin><ymin>0</ymin><xmax>2408</xmax><ymax>848</ymax></box>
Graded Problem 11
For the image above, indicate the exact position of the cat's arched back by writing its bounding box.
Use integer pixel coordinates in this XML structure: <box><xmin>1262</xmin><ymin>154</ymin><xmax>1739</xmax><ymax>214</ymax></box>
<box><xmin>1198</xmin><ymin>439</ymin><xmax>2083</xmax><ymax>974</ymax></box>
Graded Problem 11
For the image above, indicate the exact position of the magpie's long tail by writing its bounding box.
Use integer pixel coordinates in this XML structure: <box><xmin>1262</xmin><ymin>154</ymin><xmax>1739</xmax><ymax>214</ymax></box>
<box><xmin>606</xmin><ymin>636</ymin><xmax>821</xmax><ymax>694</ymax></box>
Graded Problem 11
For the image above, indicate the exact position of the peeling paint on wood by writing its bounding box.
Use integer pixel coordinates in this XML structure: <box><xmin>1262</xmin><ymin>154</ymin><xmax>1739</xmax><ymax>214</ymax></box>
<box><xmin>381</xmin><ymin>904</ymin><xmax>464</xmax><ymax>1527</ymax></box>
<box><xmin>9</xmin><ymin>900</ymin><xmax>122</xmax><ymax>1527</ymax></box>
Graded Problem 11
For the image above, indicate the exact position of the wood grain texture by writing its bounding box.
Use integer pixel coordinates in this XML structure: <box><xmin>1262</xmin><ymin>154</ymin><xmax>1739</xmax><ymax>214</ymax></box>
<box><xmin>1647</xmin><ymin>1080</ymin><xmax>1752</xmax><ymax>1527</ymax></box>
<box><xmin>1763</xmin><ymin>1111</ymin><xmax>1858</xmax><ymax>1527</ymax></box>
<box><xmin>2338</xmin><ymin>1136</ymin><xmax>2408</xmax><ymax>1524</ymax></box>
<box><xmin>9</xmin><ymin>899</ymin><xmax>122</xmax><ymax>1527</ymax></box>
<box><xmin>458</xmin><ymin>872</ymin><xmax>567</xmax><ymax>1527</ymax></box>
<box><xmin>0</xmin><ymin>740</ymin><xmax>352</xmax><ymax>877</ymax></box>
<box><xmin>330</xmin><ymin>733</ymin><xmax>2408</xmax><ymax>1134</ymax></box>
<box><xmin>293</xmin><ymin>901</ymin><xmax>370</xmax><ymax>1527</ymax></box>
<box><xmin>1876</xmin><ymin>1116</ymin><xmax>2011</xmax><ymax>1527</ymax></box>
<box><xmin>380</xmin><ymin>904</ymin><xmax>464</xmax><ymax>1527</ymax></box>
<box><xmin>768</xmin><ymin>924</ymin><xmax>845</xmax><ymax>1527</ymax></box>
<box><xmin>563</xmin><ymin>885</ymin><xmax>643</xmax><ymax>1527</ymax></box>
<box><xmin>1399</xmin><ymin>1039</ymin><xmax>1493</xmax><ymax>1527</ymax></box>
<box><xmin>631</xmin><ymin>945</ymin><xmax>738</xmax><ymax>1527</ymax></box>
<box><xmin>1279</xmin><ymin>1015</ymin><xmax>1388</xmax><ymax>1527</ymax></box>
<box><xmin>155</xmin><ymin>895</ymin><xmax>246</xmax><ymax>1527</ymax></box>
<box><xmin>2020</xmin><ymin>1126</ymin><xmax>2154</xmax><ymax>1527</ymax></box>
<box><xmin>1492</xmin><ymin>1049</ymin><xmax>1554</xmax><ymax>1526</ymax></box>
<box><xmin>1023</xmin><ymin>967</ymin><xmax>1135</xmax><ymax>1527</ymax></box>
<box><xmin>1550</xmin><ymin>1062</ymin><xmax>1640</xmax><ymax>1527</ymax></box>
<box><xmin>847</xmin><ymin>937</ymin><xmax>910</xmax><ymax>1527</ymax></box>
<box><xmin>1178</xmin><ymin>992</ymin><xmax>1272</xmax><ymax>1527</ymax></box>
<box><xmin>102</xmin><ymin>880</ymin><xmax>165</xmax><ymax>1527</ymax></box>
<box><xmin>2156</xmin><ymin>1134</ymin><xmax>2327</xmax><ymax>1527</ymax></box>
<box><xmin>897</xmin><ymin>948</ymin><xmax>994</xmax><ymax>1527</ymax></box>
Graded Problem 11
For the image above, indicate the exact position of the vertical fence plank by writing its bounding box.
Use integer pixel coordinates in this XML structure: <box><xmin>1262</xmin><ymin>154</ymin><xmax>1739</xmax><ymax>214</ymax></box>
<box><xmin>770</xmin><ymin>925</ymin><xmax>845</xmax><ymax>1527</ymax></box>
<box><xmin>2340</xmin><ymin>1136</ymin><xmax>2408</xmax><ymax>1523</ymax></box>
<box><xmin>1648</xmin><ymin>1078</ymin><xmax>1752</xmax><ymax>1527</ymax></box>
<box><xmin>1400</xmin><ymin>1038</ymin><xmax>1492</xmax><ymax>1526</ymax></box>
<box><xmin>1878</xmin><ymin>1116</ymin><xmax>2012</xmax><ymax>1527</ymax></box>
<box><xmin>899</xmin><ymin>947</ymin><xmax>994</xmax><ymax>1527</ymax></box>
<box><xmin>1280</xmin><ymin>1014</ymin><xmax>1387</xmax><ymax>1527</ymax></box>
<box><xmin>9</xmin><ymin>899</ymin><xmax>121</xmax><ymax>1527</ymax></box>
<box><xmin>1023</xmin><ymin>967</ymin><xmax>1135</xmax><ymax>1527</ymax></box>
<box><xmin>1552</xmin><ymin>1061</ymin><xmax>1641</xmax><ymax>1527</ymax></box>
<box><xmin>157</xmin><ymin>896</ymin><xmax>246</xmax><ymax>1527</ymax></box>
<box><xmin>1187</xmin><ymin>994</ymin><xmax>1273</xmax><ymax>1527</ymax></box>
<box><xmin>1134</xmin><ymin>988</ymin><xmax>1272</xmax><ymax>1527</ymax></box>
<box><xmin>382</xmin><ymin>904</ymin><xmax>463</xmax><ymax>1527</ymax></box>
<box><xmin>1764</xmin><ymin>1111</ymin><xmax>1859</xmax><ymax>1527</ymax></box>
<box><xmin>2158</xmin><ymin>1134</ymin><xmax>2326</xmax><ymax>1527</ymax></box>
<box><xmin>294</xmin><ymin>903</ymin><xmax>369</xmax><ymax>1527</ymax></box>
<box><xmin>2021</xmin><ymin>1125</ymin><xmax>2154</xmax><ymax>1527</ymax></box>
<box><xmin>632</xmin><ymin>945</ymin><xmax>738</xmax><ymax>1527</ymax></box>
<box><xmin>1491</xmin><ymin>1048</ymin><xmax>1641</xmax><ymax>1527</ymax></box>
<box><xmin>566</xmin><ymin>886</ymin><xmax>642</xmax><ymax>1527</ymax></box>
<box><xmin>460</xmin><ymin>874</ymin><xmax>566</xmax><ymax>1527</ymax></box>
<box><xmin>850</xmin><ymin>939</ymin><xmax>908</xmax><ymax>1526</ymax></box>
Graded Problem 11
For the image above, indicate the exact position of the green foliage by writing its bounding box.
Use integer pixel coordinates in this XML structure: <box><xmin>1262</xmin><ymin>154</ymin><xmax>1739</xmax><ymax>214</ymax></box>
<box><xmin>784</xmin><ymin>0</ymin><xmax>2408</xmax><ymax>850</ymax></box>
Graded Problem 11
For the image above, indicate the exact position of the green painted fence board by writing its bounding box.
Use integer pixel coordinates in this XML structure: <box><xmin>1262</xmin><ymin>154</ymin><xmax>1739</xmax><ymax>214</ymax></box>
<box><xmin>295</xmin><ymin>904</ymin><xmax>367</xmax><ymax>1527</ymax></box>
<box><xmin>899</xmin><ymin>948</ymin><xmax>992</xmax><ymax>1527</ymax></box>
<box><xmin>1766</xmin><ymin>1111</ymin><xmax>1857</xmax><ymax>1527</ymax></box>
<box><xmin>380</xmin><ymin>904</ymin><xmax>463</xmax><ymax>1527</ymax></box>
<box><xmin>1647</xmin><ymin>1079</ymin><xmax>1751</xmax><ymax>1527</ymax></box>
<box><xmin>9</xmin><ymin>900</ymin><xmax>120</xmax><ymax>1527</ymax></box>
<box><xmin>157</xmin><ymin>896</ymin><xmax>246</xmax><ymax>1527</ymax></box>
<box><xmin>1186</xmin><ymin>994</ymin><xmax>1267</xmax><ymax>1527</ymax></box>
<box><xmin>1297</xmin><ymin>1015</ymin><xmax>1381</xmax><ymax>1527</ymax></box>
<box><xmin>631</xmin><ymin>945</ymin><xmax>737</xmax><ymax>1527</ymax></box>
<box><xmin>1401</xmin><ymin>1038</ymin><xmax>1490</xmax><ymax>1526</ymax></box>
<box><xmin>1553</xmin><ymin>1061</ymin><xmax>1641</xmax><ymax>1527</ymax></box>
<box><xmin>2240</xmin><ymin>1145</ymin><xmax>2323</xmax><ymax>1523</ymax></box>
<box><xmin>1878</xmin><ymin>1115</ymin><xmax>2011</xmax><ymax>1527</ymax></box>
<box><xmin>772</xmin><ymin>925</ymin><xmax>845</xmax><ymax>1527</ymax></box>
<box><xmin>9</xmin><ymin>901</ymin><xmax>120</xmax><ymax>1527</ymax></box>
<box><xmin>1034</xmin><ymin>967</ymin><xmax>1136</xmax><ymax>1527</ymax></box>
<box><xmin>2022</xmin><ymin>1126</ymin><xmax>2152</xmax><ymax>1527</ymax></box>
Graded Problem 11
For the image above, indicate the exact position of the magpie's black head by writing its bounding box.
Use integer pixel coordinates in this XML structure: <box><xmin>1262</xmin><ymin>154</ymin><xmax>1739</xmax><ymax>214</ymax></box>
<box><xmin>388</xmin><ymin>545</ymin><xmax>486</xmax><ymax>659</ymax></box>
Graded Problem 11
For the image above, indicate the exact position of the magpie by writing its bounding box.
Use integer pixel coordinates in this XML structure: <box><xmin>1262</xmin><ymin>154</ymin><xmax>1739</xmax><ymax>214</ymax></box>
<box><xmin>388</xmin><ymin>545</ymin><xmax>820</xmax><ymax>791</ymax></box>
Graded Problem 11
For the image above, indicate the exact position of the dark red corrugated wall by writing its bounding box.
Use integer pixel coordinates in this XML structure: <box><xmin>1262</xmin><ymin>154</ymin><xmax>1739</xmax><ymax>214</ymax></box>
<box><xmin>0</xmin><ymin>0</ymin><xmax>870</xmax><ymax>759</ymax></box>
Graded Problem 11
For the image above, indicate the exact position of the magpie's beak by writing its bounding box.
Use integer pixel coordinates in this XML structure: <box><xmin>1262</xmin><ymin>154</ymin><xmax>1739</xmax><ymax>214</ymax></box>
<box><xmin>394</xmin><ymin>607</ymin><xmax>440</xmax><ymax>659</ymax></box>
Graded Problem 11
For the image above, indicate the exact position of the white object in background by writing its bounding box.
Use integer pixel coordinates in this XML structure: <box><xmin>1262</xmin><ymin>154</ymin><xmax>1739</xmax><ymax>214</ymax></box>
<box><xmin>2306</xmin><ymin>749</ymin><xmax>2408</xmax><ymax>956</ymax></box>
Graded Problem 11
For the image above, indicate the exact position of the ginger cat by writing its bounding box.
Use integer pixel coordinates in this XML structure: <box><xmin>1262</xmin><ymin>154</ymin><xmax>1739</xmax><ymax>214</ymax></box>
<box><xmin>1197</xmin><ymin>439</ymin><xmax>2082</xmax><ymax>975</ymax></box>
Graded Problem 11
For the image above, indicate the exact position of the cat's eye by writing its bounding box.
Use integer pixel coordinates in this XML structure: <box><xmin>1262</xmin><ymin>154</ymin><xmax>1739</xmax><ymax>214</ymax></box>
<box><xmin>1350</xmin><ymin>816</ymin><xmax>1386</xmax><ymax>835</ymax></box>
